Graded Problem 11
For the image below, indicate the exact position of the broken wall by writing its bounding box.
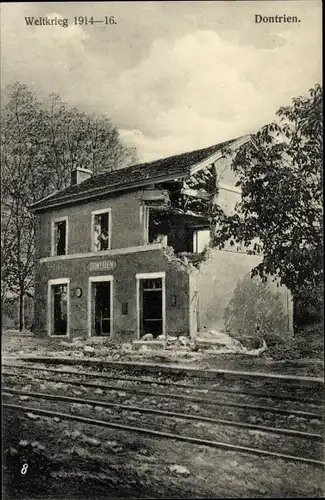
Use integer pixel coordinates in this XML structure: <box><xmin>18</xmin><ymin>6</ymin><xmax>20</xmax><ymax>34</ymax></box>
<box><xmin>189</xmin><ymin>272</ymin><xmax>199</xmax><ymax>340</ymax></box>
<box><xmin>214</xmin><ymin>153</ymin><xmax>241</xmax><ymax>216</ymax></box>
<box><xmin>215</xmin><ymin>153</ymin><xmax>239</xmax><ymax>187</ymax></box>
<box><xmin>149</xmin><ymin>212</ymin><xmax>194</xmax><ymax>253</ymax></box>
<box><xmin>193</xmin><ymin>248</ymin><xmax>293</xmax><ymax>335</ymax></box>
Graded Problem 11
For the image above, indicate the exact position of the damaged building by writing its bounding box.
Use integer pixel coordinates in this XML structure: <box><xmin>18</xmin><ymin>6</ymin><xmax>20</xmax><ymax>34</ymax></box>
<box><xmin>30</xmin><ymin>135</ymin><xmax>293</xmax><ymax>341</ymax></box>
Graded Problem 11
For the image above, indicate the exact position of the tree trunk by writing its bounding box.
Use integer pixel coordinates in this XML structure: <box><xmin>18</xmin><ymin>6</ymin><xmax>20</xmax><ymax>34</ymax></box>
<box><xmin>19</xmin><ymin>291</ymin><xmax>25</xmax><ymax>332</ymax></box>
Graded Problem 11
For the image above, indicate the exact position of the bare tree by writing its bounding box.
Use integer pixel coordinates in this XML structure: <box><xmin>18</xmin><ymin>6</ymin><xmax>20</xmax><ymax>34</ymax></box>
<box><xmin>40</xmin><ymin>93</ymin><xmax>137</xmax><ymax>190</ymax></box>
<box><xmin>1</xmin><ymin>82</ymin><xmax>137</xmax><ymax>330</ymax></box>
<box><xmin>1</xmin><ymin>83</ymin><xmax>45</xmax><ymax>330</ymax></box>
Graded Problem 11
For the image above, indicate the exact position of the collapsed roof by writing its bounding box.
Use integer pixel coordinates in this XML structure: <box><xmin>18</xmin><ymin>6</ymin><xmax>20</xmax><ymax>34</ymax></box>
<box><xmin>30</xmin><ymin>136</ymin><xmax>248</xmax><ymax>212</ymax></box>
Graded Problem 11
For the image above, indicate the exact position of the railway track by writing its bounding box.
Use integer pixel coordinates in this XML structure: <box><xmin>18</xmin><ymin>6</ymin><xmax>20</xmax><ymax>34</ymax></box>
<box><xmin>2</xmin><ymin>386</ymin><xmax>323</xmax><ymax>442</ymax></box>
<box><xmin>3</xmin><ymin>402</ymin><xmax>324</xmax><ymax>467</ymax></box>
<box><xmin>2</xmin><ymin>360</ymin><xmax>324</xmax><ymax>467</ymax></box>
<box><xmin>10</xmin><ymin>355</ymin><xmax>324</xmax><ymax>384</ymax></box>
<box><xmin>2</xmin><ymin>364</ymin><xmax>323</xmax><ymax>418</ymax></box>
<box><xmin>2</xmin><ymin>362</ymin><xmax>321</xmax><ymax>404</ymax></box>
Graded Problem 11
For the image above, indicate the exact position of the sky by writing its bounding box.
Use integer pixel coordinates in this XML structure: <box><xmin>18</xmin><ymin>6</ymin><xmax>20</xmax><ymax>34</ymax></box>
<box><xmin>1</xmin><ymin>1</ymin><xmax>322</xmax><ymax>162</ymax></box>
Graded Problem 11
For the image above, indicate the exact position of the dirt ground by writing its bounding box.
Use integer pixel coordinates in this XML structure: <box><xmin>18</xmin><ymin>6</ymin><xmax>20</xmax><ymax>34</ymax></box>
<box><xmin>2</xmin><ymin>331</ymin><xmax>324</xmax><ymax>377</ymax></box>
<box><xmin>3</xmin><ymin>409</ymin><xmax>324</xmax><ymax>499</ymax></box>
<box><xmin>2</xmin><ymin>331</ymin><xmax>324</xmax><ymax>499</ymax></box>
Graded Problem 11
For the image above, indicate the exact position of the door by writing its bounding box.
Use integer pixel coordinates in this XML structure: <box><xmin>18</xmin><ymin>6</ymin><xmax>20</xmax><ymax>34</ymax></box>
<box><xmin>51</xmin><ymin>284</ymin><xmax>68</xmax><ymax>335</ymax></box>
<box><xmin>140</xmin><ymin>278</ymin><xmax>163</xmax><ymax>338</ymax></box>
<box><xmin>92</xmin><ymin>281</ymin><xmax>111</xmax><ymax>336</ymax></box>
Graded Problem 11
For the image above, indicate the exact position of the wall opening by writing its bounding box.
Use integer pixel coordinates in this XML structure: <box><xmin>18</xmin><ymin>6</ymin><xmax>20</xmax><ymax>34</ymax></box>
<box><xmin>193</xmin><ymin>230</ymin><xmax>211</xmax><ymax>253</ymax></box>
<box><xmin>147</xmin><ymin>209</ymin><xmax>210</xmax><ymax>254</ymax></box>
<box><xmin>52</xmin><ymin>219</ymin><xmax>67</xmax><ymax>256</ymax></box>
<box><xmin>139</xmin><ymin>277</ymin><xmax>163</xmax><ymax>338</ymax></box>
<box><xmin>50</xmin><ymin>284</ymin><xmax>68</xmax><ymax>335</ymax></box>
<box><xmin>91</xmin><ymin>281</ymin><xmax>112</xmax><ymax>336</ymax></box>
<box><xmin>92</xmin><ymin>209</ymin><xmax>111</xmax><ymax>251</ymax></box>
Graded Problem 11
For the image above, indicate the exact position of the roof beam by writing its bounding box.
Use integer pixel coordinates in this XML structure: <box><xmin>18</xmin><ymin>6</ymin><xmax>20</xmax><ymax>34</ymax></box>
<box><xmin>189</xmin><ymin>135</ymin><xmax>251</xmax><ymax>175</ymax></box>
<box><xmin>181</xmin><ymin>188</ymin><xmax>210</xmax><ymax>200</ymax></box>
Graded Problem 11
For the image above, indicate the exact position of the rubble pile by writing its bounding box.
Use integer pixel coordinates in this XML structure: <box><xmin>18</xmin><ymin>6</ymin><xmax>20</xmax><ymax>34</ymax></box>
<box><xmin>56</xmin><ymin>330</ymin><xmax>268</xmax><ymax>358</ymax></box>
<box><xmin>196</xmin><ymin>329</ymin><xmax>267</xmax><ymax>356</ymax></box>
<box><xmin>160</xmin><ymin>335</ymin><xmax>193</xmax><ymax>351</ymax></box>
<box><xmin>57</xmin><ymin>336</ymin><xmax>123</xmax><ymax>359</ymax></box>
<box><xmin>137</xmin><ymin>334</ymin><xmax>194</xmax><ymax>351</ymax></box>
<box><xmin>136</xmin><ymin>330</ymin><xmax>268</xmax><ymax>357</ymax></box>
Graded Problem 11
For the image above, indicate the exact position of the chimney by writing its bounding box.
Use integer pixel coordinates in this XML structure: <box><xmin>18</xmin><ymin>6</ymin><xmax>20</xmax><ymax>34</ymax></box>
<box><xmin>71</xmin><ymin>167</ymin><xmax>93</xmax><ymax>186</ymax></box>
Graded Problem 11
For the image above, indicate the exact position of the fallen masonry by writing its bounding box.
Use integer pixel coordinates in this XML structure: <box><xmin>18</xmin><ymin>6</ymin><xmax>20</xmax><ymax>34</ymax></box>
<box><xmin>55</xmin><ymin>329</ymin><xmax>269</xmax><ymax>357</ymax></box>
<box><xmin>133</xmin><ymin>330</ymin><xmax>268</xmax><ymax>357</ymax></box>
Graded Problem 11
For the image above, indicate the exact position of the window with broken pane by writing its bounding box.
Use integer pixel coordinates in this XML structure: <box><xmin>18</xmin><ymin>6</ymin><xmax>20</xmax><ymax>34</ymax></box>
<box><xmin>53</xmin><ymin>220</ymin><xmax>67</xmax><ymax>256</ymax></box>
<box><xmin>93</xmin><ymin>212</ymin><xmax>110</xmax><ymax>251</ymax></box>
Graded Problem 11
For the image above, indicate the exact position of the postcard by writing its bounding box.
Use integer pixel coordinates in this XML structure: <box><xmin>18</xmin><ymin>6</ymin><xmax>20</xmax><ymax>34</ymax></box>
<box><xmin>1</xmin><ymin>1</ymin><xmax>323</xmax><ymax>499</ymax></box>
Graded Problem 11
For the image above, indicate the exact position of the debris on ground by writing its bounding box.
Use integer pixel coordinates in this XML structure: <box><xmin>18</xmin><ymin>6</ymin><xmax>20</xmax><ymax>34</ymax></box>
<box><xmin>179</xmin><ymin>336</ymin><xmax>190</xmax><ymax>346</ymax></box>
<box><xmin>82</xmin><ymin>435</ymin><xmax>101</xmax><ymax>447</ymax></box>
<box><xmin>19</xmin><ymin>440</ymin><xmax>29</xmax><ymax>447</ymax></box>
<box><xmin>196</xmin><ymin>329</ymin><xmax>268</xmax><ymax>356</ymax></box>
<box><xmin>59</xmin><ymin>341</ymin><xmax>71</xmax><ymax>348</ymax></box>
<box><xmin>2</xmin><ymin>329</ymin><xmax>323</xmax><ymax>376</ymax></box>
<box><xmin>83</xmin><ymin>345</ymin><xmax>95</xmax><ymax>353</ymax></box>
<box><xmin>26</xmin><ymin>413</ymin><xmax>39</xmax><ymax>420</ymax></box>
<box><xmin>69</xmin><ymin>430</ymin><xmax>81</xmax><ymax>440</ymax></box>
<box><xmin>246</xmin><ymin>339</ymin><xmax>267</xmax><ymax>356</ymax></box>
<box><xmin>94</xmin><ymin>406</ymin><xmax>104</xmax><ymax>412</ymax></box>
<box><xmin>73</xmin><ymin>341</ymin><xmax>84</xmax><ymax>348</ymax></box>
<box><xmin>121</xmin><ymin>342</ymin><xmax>132</xmax><ymax>351</ymax></box>
<box><xmin>141</xmin><ymin>334</ymin><xmax>154</xmax><ymax>341</ymax></box>
<box><xmin>168</xmin><ymin>464</ymin><xmax>191</xmax><ymax>475</ymax></box>
<box><xmin>131</xmin><ymin>328</ymin><xmax>268</xmax><ymax>357</ymax></box>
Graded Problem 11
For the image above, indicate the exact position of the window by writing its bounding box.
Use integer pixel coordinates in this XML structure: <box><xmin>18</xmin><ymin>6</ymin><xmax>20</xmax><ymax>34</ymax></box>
<box><xmin>193</xmin><ymin>229</ymin><xmax>210</xmax><ymax>253</ymax></box>
<box><xmin>92</xmin><ymin>209</ymin><xmax>111</xmax><ymax>252</ymax></box>
<box><xmin>146</xmin><ymin>208</ymin><xmax>168</xmax><ymax>246</ymax></box>
<box><xmin>52</xmin><ymin>218</ymin><xmax>68</xmax><ymax>256</ymax></box>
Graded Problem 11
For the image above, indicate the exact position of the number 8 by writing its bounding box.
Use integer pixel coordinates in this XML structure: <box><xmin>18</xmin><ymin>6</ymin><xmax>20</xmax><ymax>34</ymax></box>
<box><xmin>21</xmin><ymin>463</ymin><xmax>28</xmax><ymax>475</ymax></box>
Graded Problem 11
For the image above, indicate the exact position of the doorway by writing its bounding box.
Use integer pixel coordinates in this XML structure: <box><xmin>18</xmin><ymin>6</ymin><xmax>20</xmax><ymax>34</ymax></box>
<box><xmin>137</xmin><ymin>273</ymin><xmax>165</xmax><ymax>338</ymax></box>
<box><xmin>89</xmin><ymin>277</ymin><xmax>113</xmax><ymax>336</ymax></box>
<box><xmin>48</xmin><ymin>279</ymin><xmax>69</xmax><ymax>337</ymax></box>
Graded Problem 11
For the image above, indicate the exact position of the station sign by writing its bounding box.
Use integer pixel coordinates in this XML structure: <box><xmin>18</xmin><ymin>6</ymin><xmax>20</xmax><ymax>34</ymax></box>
<box><xmin>87</xmin><ymin>260</ymin><xmax>117</xmax><ymax>272</ymax></box>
